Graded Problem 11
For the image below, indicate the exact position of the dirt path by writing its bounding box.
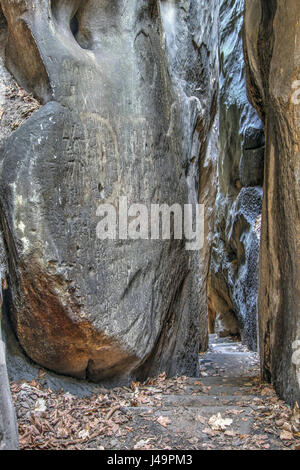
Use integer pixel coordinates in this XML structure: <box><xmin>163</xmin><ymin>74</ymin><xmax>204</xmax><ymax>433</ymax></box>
<box><xmin>10</xmin><ymin>335</ymin><xmax>300</xmax><ymax>450</ymax></box>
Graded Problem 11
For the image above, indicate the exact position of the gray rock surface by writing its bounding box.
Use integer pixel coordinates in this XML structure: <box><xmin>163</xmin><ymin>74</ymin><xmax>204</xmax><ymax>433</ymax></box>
<box><xmin>0</xmin><ymin>1</ymin><xmax>218</xmax><ymax>382</ymax></box>
<box><xmin>244</xmin><ymin>0</ymin><xmax>300</xmax><ymax>405</ymax></box>
<box><xmin>0</xmin><ymin>10</ymin><xmax>20</xmax><ymax>450</ymax></box>
<box><xmin>0</xmin><ymin>336</ymin><xmax>19</xmax><ymax>450</ymax></box>
<box><xmin>208</xmin><ymin>0</ymin><xmax>263</xmax><ymax>351</ymax></box>
<box><xmin>0</xmin><ymin>238</ymin><xmax>19</xmax><ymax>450</ymax></box>
<box><xmin>159</xmin><ymin>0</ymin><xmax>219</xmax><ymax>356</ymax></box>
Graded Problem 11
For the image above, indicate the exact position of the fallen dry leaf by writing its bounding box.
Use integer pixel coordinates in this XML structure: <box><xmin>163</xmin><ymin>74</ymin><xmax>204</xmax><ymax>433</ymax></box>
<box><xmin>157</xmin><ymin>416</ymin><xmax>171</xmax><ymax>428</ymax></box>
<box><xmin>202</xmin><ymin>428</ymin><xmax>216</xmax><ymax>436</ymax></box>
<box><xmin>196</xmin><ymin>415</ymin><xmax>206</xmax><ymax>424</ymax></box>
<box><xmin>78</xmin><ymin>430</ymin><xmax>90</xmax><ymax>440</ymax></box>
<box><xmin>282</xmin><ymin>422</ymin><xmax>292</xmax><ymax>433</ymax></box>
<box><xmin>208</xmin><ymin>413</ymin><xmax>233</xmax><ymax>431</ymax></box>
<box><xmin>280</xmin><ymin>430</ymin><xmax>293</xmax><ymax>441</ymax></box>
<box><xmin>134</xmin><ymin>439</ymin><xmax>151</xmax><ymax>450</ymax></box>
<box><xmin>34</xmin><ymin>398</ymin><xmax>47</xmax><ymax>413</ymax></box>
<box><xmin>224</xmin><ymin>430</ymin><xmax>237</xmax><ymax>437</ymax></box>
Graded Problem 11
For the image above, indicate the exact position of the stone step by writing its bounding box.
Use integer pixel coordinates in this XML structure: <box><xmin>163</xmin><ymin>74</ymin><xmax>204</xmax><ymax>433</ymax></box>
<box><xmin>199</xmin><ymin>352</ymin><xmax>259</xmax><ymax>377</ymax></box>
<box><xmin>185</xmin><ymin>376</ymin><xmax>258</xmax><ymax>387</ymax></box>
<box><xmin>155</xmin><ymin>394</ymin><xmax>258</xmax><ymax>408</ymax></box>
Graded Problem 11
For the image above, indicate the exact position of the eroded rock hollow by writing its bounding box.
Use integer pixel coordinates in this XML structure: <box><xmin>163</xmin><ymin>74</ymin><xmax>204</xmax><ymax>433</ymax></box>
<box><xmin>0</xmin><ymin>0</ymin><xmax>219</xmax><ymax>382</ymax></box>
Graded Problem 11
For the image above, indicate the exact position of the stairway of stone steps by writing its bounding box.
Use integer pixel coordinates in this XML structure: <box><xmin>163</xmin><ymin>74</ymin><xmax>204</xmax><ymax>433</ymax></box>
<box><xmin>100</xmin><ymin>335</ymin><xmax>295</xmax><ymax>450</ymax></box>
<box><xmin>88</xmin><ymin>335</ymin><xmax>296</xmax><ymax>450</ymax></box>
<box><xmin>110</xmin><ymin>336</ymin><xmax>264</xmax><ymax>450</ymax></box>
<box><xmin>11</xmin><ymin>334</ymin><xmax>298</xmax><ymax>450</ymax></box>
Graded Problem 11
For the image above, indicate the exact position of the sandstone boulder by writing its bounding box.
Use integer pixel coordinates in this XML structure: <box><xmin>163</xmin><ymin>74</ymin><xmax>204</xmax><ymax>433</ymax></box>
<box><xmin>0</xmin><ymin>0</ymin><xmax>218</xmax><ymax>382</ymax></box>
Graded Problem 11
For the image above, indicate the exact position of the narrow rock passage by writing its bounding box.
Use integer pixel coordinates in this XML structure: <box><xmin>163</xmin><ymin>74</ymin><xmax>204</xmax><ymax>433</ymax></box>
<box><xmin>200</xmin><ymin>335</ymin><xmax>259</xmax><ymax>378</ymax></box>
<box><xmin>11</xmin><ymin>336</ymin><xmax>299</xmax><ymax>450</ymax></box>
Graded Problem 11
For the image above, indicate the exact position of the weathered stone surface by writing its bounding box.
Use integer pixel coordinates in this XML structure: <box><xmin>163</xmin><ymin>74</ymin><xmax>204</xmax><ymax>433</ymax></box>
<box><xmin>159</xmin><ymin>0</ymin><xmax>219</xmax><ymax>356</ymax></box>
<box><xmin>0</xmin><ymin>10</ymin><xmax>19</xmax><ymax>450</ymax></box>
<box><xmin>0</xmin><ymin>330</ymin><xmax>19</xmax><ymax>450</ymax></box>
<box><xmin>0</xmin><ymin>239</ymin><xmax>19</xmax><ymax>450</ymax></box>
<box><xmin>208</xmin><ymin>0</ymin><xmax>263</xmax><ymax>350</ymax></box>
<box><xmin>244</xmin><ymin>0</ymin><xmax>300</xmax><ymax>404</ymax></box>
<box><xmin>0</xmin><ymin>1</ymin><xmax>218</xmax><ymax>382</ymax></box>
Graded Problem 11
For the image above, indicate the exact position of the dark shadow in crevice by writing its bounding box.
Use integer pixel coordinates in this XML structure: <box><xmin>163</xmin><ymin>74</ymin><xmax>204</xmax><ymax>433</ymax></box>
<box><xmin>70</xmin><ymin>14</ymin><xmax>79</xmax><ymax>37</ymax></box>
<box><xmin>0</xmin><ymin>4</ymin><xmax>7</xmax><ymax>32</ymax></box>
<box><xmin>51</xmin><ymin>0</ymin><xmax>86</xmax><ymax>49</ymax></box>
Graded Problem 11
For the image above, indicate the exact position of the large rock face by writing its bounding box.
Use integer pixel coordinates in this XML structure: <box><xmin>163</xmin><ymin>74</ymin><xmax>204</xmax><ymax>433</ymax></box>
<box><xmin>244</xmin><ymin>0</ymin><xmax>300</xmax><ymax>404</ymax></box>
<box><xmin>0</xmin><ymin>1</ymin><xmax>218</xmax><ymax>382</ymax></box>
<box><xmin>208</xmin><ymin>0</ymin><xmax>263</xmax><ymax>350</ymax></box>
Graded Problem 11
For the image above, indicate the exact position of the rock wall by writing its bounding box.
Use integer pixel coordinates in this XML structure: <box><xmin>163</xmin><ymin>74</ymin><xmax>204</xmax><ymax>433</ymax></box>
<box><xmin>208</xmin><ymin>0</ymin><xmax>263</xmax><ymax>350</ymax></box>
<box><xmin>244</xmin><ymin>0</ymin><xmax>300</xmax><ymax>404</ymax></box>
<box><xmin>159</xmin><ymin>0</ymin><xmax>219</xmax><ymax>358</ymax></box>
<box><xmin>0</xmin><ymin>8</ymin><xmax>20</xmax><ymax>451</ymax></box>
<box><xmin>0</xmin><ymin>331</ymin><xmax>19</xmax><ymax>450</ymax></box>
<box><xmin>0</xmin><ymin>1</ymin><xmax>219</xmax><ymax>382</ymax></box>
<box><xmin>0</xmin><ymin>239</ymin><xmax>19</xmax><ymax>450</ymax></box>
